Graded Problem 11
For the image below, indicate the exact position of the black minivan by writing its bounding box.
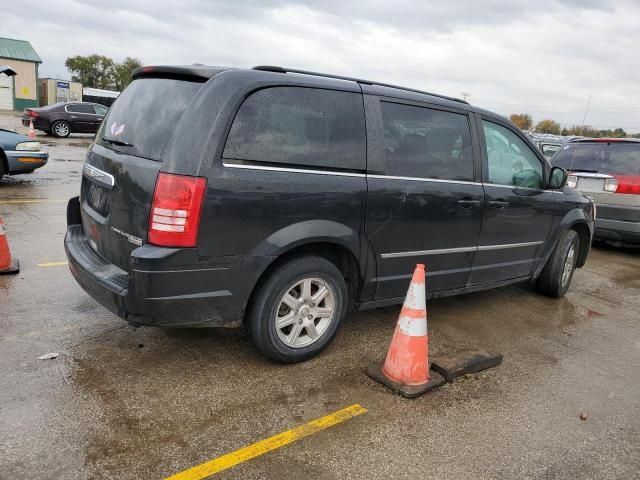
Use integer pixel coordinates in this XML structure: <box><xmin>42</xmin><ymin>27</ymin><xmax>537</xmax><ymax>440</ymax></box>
<box><xmin>65</xmin><ymin>65</ymin><xmax>595</xmax><ymax>362</ymax></box>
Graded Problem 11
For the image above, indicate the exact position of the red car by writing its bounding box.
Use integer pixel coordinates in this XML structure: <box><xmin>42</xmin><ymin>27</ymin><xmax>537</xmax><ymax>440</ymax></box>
<box><xmin>22</xmin><ymin>102</ymin><xmax>108</xmax><ymax>138</ymax></box>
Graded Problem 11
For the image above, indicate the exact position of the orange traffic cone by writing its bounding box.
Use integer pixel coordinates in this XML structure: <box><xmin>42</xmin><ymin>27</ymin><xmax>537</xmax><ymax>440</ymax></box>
<box><xmin>28</xmin><ymin>119</ymin><xmax>36</xmax><ymax>139</ymax></box>
<box><xmin>367</xmin><ymin>264</ymin><xmax>444</xmax><ymax>397</ymax></box>
<box><xmin>0</xmin><ymin>216</ymin><xmax>19</xmax><ymax>275</ymax></box>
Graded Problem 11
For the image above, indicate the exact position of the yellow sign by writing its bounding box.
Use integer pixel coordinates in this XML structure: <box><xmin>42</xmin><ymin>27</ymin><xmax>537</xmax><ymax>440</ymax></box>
<box><xmin>21</xmin><ymin>86</ymin><xmax>30</xmax><ymax>96</ymax></box>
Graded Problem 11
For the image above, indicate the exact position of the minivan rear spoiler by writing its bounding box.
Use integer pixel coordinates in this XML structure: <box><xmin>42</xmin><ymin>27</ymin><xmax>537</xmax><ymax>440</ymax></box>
<box><xmin>131</xmin><ymin>65</ymin><xmax>230</xmax><ymax>82</ymax></box>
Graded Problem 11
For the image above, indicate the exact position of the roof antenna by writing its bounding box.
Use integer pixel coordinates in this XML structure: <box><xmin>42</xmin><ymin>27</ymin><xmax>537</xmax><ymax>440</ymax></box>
<box><xmin>568</xmin><ymin>94</ymin><xmax>592</xmax><ymax>173</ymax></box>
<box><xmin>579</xmin><ymin>94</ymin><xmax>592</xmax><ymax>137</ymax></box>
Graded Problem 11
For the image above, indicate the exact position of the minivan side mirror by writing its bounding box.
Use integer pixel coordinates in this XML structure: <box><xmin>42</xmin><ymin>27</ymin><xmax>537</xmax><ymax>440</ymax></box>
<box><xmin>548</xmin><ymin>166</ymin><xmax>568</xmax><ymax>189</ymax></box>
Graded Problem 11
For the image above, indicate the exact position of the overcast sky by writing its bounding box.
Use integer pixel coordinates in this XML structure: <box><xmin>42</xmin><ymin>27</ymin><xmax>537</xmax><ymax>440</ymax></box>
<box><xmin>4</xmin><ymin>0</ymin><xmax>640</xmax><ymax>131</ymax></box>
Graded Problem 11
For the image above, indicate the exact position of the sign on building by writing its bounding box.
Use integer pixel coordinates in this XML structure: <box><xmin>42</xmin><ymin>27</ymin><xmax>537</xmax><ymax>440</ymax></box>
<box><xmin>56</xmin><ymin>81</ymin><xmax>70</xmax><ymax>102</ymax></box>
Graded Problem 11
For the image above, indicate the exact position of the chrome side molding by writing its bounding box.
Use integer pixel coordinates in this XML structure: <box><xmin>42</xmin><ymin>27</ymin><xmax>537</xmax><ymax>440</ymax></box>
<box><xmin>381</xmin><ymin>241</ymin><xmax>544</xmax><ymax>259</ymax></box>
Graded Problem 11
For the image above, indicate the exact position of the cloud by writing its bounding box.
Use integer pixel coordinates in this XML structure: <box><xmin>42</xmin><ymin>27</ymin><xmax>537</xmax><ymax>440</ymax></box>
<box><xmin>2</xmin><ymin>0</ymin><xmax>639</xmax><ymax>130</ymax></box>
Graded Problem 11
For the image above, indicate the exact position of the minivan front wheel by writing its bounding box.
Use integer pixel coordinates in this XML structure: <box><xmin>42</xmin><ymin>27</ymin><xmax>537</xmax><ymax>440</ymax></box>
<box><xmin>536</xmin><ymin>229</ymin><xmax>579</xmax><ymax>298</ymax></box>
<box><xmin>247</xmin><ymin>256</ymin><xmax>348</xmax><ymax>363</ymax></box>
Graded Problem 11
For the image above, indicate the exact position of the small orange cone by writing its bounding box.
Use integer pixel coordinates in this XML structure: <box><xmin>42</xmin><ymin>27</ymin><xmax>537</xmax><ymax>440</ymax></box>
<box><xmin>367</xmin><ymin>264</ymin><xmax>444</xmax><ymax>397</ymax></box>
<box><xmin>0</xmin><ymin>216</ymin><xmax>19</xmax><ymax>275</ymax></box>
<box><xmin>28</xmin><ymin>119</ymin><xmax>36</xmax><ymax>139</ymax></box>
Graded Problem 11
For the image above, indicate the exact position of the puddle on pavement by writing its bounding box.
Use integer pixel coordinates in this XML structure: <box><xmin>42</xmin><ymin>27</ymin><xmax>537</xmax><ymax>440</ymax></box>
<box><xmin>612</xmin><ymin>268</ymin><xmax>640</xmax><ymax>288</ymax></box>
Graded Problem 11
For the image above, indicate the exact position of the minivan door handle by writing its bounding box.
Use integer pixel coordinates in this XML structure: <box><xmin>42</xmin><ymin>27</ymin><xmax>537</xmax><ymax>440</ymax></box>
<box><xmin>489</xmin><ymin>199</ymin><xmax>510</xmax><ymax>208</ymax></box>
<box><xmin>457</xmin><ymin>198</ymin><xmax>481</xmax><ymax>208</ymax></box>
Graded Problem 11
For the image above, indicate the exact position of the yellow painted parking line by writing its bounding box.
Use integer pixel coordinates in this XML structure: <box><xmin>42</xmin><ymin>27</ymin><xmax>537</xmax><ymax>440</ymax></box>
<box><xmin>37</xmin><ymin>261</ymin><xmax>68</xmax><ymax>267</ymax></box>
<box><xmin>0</xmin><ymin>199</ymin><xmax>67</xmax><ymax>204</ymax></box>
<box><xmin>165</xmin><ymin>403</ymin><xmax>368</xmax><ymax>480</ymax></box>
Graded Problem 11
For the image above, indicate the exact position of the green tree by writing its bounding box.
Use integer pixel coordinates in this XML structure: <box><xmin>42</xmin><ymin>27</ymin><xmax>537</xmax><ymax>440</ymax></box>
<box><xmin>565</xmin><ymin>125</ymin><xmax>584</xmax><ymax>136</ymax></box>
<box><xmin>113</xmin><ymin>57</ymin><xmax>142</xmax><ymax>91</ymax></box>
<box><xmin>65</xmin><ymin>55</ymin><xmax>143</xmax><ymax>91</ymax></box>
<box><xmin>611</xmin><ymin>127</ymin><xmax>627</xmax><ymax>138</ymax></box>
<box><xmin>65</xmin><ymin>54</ymin><xmax>116</xmax><ymax>89</ymax></box>
<box><xmin>509</xmin><ymin>113</ymin><xmax>533</xmax><ymax>130</ymax></box>
<box><xmin>564</xmin><ymin>125</ymin><xmax>619</xmax><ymax>138</ymax></box>
<box><xmin>535</xmin><ymin>119</ymin><xmax>561</xmax><ymax>135</ymax></box>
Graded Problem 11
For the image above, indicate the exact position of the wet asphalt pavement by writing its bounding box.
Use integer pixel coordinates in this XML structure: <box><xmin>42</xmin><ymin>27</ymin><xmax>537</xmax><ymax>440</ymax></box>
<box><xmin>1</xmin><ymin>143</ymin><xmax>639</xmax><ymax>480</ymax></box>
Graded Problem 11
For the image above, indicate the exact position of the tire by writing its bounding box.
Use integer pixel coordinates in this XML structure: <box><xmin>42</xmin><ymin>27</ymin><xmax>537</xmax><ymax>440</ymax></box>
<box><xmin>246</xmin><ymin>256</ymin><xmax>348</xmax><ymax>363</ymax></box>
<box><xmin>0</xmin><ymin>151</ymin><xmax>6</xmax><ymax>180</ymax></box>
<box><xmin>536</xmin><ymin>230</ymin><xmax>580</xmax><ymax>298</ymax></box>
<box><xmin>51</xmin><ymin>120</ymin><xmax>71</xmax><ymax>138</ymax></box>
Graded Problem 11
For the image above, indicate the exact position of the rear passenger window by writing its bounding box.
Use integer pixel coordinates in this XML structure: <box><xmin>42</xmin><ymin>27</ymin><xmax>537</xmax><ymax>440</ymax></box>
<box><xmin>68</xmin><ymin>104</ymin><xmax>95</xmax><ymax>114</ymax></box>
<box><xmin>93</xmin><ymin>104</ymin><xmax>108</xmax><ymax>115</ymax></box>
<box><xmin>223</xmin><ymin>87</ymin><xmax>365</xmax><ymax>170</ymax></box>
<box><xmin>380</xmin><ymin>102</ymin><xmax>474</xmax><ymax>181</ymax></box>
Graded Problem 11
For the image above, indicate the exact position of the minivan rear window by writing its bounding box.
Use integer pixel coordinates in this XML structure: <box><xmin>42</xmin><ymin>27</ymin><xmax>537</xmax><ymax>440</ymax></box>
<box><xmin>223</xmin><ymin>87</ymin><xmax>366</xmax><ymax>171</ymax></box>
<box><xmin>552</xmin><ymin>142</ymin><xmax>640</xmax><ymax>175</ymax></box>
<box><xmin>98</xmin><ymin>78</ymin><xmax>202</xmax><ymax>161</ymax></box>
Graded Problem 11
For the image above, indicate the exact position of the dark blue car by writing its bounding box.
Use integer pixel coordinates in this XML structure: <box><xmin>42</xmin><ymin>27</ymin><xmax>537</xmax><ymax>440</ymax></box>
<box><xmin>0</xmin><ymin>128</ymin><xmax>49</xmax><ymax>180</ymax></box>
<box><xmin>0</xmin><ymin>66</ymin><xmax>48</xmax><ymax>180</ymax></box>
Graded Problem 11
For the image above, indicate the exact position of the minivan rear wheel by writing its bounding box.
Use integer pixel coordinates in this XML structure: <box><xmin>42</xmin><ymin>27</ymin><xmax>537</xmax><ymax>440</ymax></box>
<box><xmin>246</xmin><ymin>256</ymin><xmax>348</xmax><ymax>363</ymax></box>
<box><xmin>536</xmin><ymin>229</ymin><xmax>579</xmax><ymax>298</ymax></box>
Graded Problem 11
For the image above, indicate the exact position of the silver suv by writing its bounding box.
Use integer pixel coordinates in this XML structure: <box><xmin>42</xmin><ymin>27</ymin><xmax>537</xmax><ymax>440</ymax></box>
<box><xmin>552</xmin><ymin>138</ymin><xmax>640</xmax><ymax>244</ymax></box>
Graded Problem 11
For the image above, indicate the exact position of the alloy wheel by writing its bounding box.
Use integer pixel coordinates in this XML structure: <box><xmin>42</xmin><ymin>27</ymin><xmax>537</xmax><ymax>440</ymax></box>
<box><xmin>54</xmin><ymin>122</ymin><xmax>69</xmax><ymax>137</ymax></box>
<box><xmin>275</xmin><ymin>277</ymin><xmax>335</xmax><ymax>348</ymax></box>
<box><xmin>561</xmin><ymin>243</ymin><xmax>576</xmax><ymax>288</ymax></box>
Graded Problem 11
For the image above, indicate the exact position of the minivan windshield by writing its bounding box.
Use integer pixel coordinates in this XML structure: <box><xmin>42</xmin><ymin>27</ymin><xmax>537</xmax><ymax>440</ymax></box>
<box><xmin>552</xmin><ymin>142</ymin><xmax>640</xmax><ymax>175</ymax></box>
<box><xmin>98</xmin><ymin>78</ymin><xmax>202</xmax><ymax>160</ymax></box>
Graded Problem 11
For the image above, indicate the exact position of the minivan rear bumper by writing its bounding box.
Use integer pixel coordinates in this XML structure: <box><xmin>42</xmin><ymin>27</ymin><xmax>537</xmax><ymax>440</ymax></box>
<box><xmin>65</xmin><ymin>198</ymin><xmax>267</xmax><ymax>328</ymax></box>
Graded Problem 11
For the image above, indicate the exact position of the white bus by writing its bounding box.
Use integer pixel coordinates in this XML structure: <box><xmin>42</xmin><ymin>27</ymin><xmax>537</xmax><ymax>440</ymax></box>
<box><xmin>82</xmin><ymin>87</ymin><xmax>119</xmax><ymax>107</ymax></box>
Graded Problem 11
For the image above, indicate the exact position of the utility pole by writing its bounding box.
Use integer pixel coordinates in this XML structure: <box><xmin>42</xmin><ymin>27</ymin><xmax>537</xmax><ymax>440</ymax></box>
<box><xmin>461</xmin><ymin>92</ymin><xmax>471</xmax><ymax>102</ymax></box>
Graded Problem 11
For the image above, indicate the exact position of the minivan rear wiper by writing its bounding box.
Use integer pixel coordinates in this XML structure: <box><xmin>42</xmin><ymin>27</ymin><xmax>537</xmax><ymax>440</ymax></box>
<box><xmin>103</xmin><ymin>137</ymin><xmax>134</xmax><ymax>147</ymax></box>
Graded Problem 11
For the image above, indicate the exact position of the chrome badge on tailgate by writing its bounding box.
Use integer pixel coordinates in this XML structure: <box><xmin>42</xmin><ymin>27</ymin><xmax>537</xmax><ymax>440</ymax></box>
<box><xmin>110</xmin><ymin>226</ymin><xmax>143</xmax><ymax>246</ymax></box>
<box><xmin>83</xmin><ymin>163</ymin><xmax>115</xmax><ymax>189</ymax></box>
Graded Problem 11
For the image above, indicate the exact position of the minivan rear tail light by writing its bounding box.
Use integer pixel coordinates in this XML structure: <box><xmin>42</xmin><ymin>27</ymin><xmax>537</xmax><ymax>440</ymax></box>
<box><xmin>613</xmin><ymin>175</ymin><xmax>640</xmax><ymax>195</ymax></box>
<box><xmin>148</xmin><ymin>172</ymin><xmax>207</xmax><ymax>247</ymax></box>
<box><xmin>603</xmin><ymin>177</ymin><xmax>618</xmax><ymax>193</ymax></box>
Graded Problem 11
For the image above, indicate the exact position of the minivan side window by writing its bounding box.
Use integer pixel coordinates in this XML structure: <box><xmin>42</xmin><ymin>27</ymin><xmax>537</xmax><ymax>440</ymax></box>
<box><xmin>380</xmin><ymin>101</ymin><xmax>474</xmax><ymax>181</ymax></box>
<box><xmin>223</xmin><ymin>87</ymin><xmax>365</xmax><ymax>171</ymax></box>
<box><xmin>483</xmin><ymin>121</ymin><xmax>543</xmax><ymax>189</ymax></box>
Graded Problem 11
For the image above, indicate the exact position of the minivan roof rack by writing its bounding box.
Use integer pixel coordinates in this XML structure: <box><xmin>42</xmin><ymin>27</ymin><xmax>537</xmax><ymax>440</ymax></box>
<box><xmin>252</xmin><ymin>65</ymin><xmax>469</xmax><ymax>104</ymax></box>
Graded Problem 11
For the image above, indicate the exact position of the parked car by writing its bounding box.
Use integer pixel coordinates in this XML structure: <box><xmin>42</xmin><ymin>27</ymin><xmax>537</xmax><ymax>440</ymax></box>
<box><xmin>0</xmin><ymin>128</ymin><xmax>49</xmax><ymax>180</ymax></box>
<box><xmin>530</xmin><ymin>134</ymin><xmax>566</xmax><ymax>159</ymax></box>
<box><xmin>538</xmin><ymin>140</ymin><xmax>564</xmax><ymax>159</ymax></box>
<box><xmin>65</xmin><ymin>65</ymin><xmax>595</xmax><ymax>363</ymax></box>
<box><xmin>22</xmin><ymin>102</ymin><xmax>109</xmax><ymax>138</ymax></box>
<box><xmin>552</xmin><ymin>138</ymin><xmax>640</xmax><ymax>244</ymax></box>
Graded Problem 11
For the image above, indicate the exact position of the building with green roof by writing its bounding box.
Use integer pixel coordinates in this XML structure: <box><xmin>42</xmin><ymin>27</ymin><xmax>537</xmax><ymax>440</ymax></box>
<box><xmin>0</xmin><ymin>37</ymin><xmax>42</xmax><ymax>110</ymax></box>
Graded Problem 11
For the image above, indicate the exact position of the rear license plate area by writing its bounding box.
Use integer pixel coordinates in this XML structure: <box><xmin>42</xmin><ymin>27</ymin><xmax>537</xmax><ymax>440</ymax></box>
<box><xmin>577</xmin><ymin>177</ymin><xmax>604</xmax><ymax>192</ymax></box>
<box><xmin>87</xmin><ymin>182</ymin><xmax>110</xmax><ymax>215</ymax></box>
